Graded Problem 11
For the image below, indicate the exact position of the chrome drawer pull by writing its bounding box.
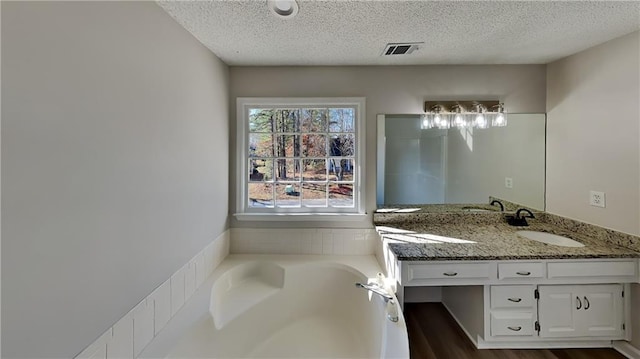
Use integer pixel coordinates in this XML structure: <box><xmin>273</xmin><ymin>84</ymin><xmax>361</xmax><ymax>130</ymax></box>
<box><xmin>507</xmin><ymin>297</ymin><xmax>522</xmax><ymax>303</ymax></box>
<box><xmin>508</xmin><ymin>326</ymin><xmax>522</xmax><ymax>332</ymax></box>
<box><xmin>443</xmin><ymin>272</ymin><xmax>458</xmax><ymax>276</ymax></box>
<box><xmin>516</xmin><ymin>271</ymin><xmax>531</xmax><ymax>276</ymax></box>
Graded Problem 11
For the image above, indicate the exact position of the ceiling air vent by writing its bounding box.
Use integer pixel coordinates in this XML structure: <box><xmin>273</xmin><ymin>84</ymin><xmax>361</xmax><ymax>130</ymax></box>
<box><xmin>382</xmin><ymin>42</ymin><xmax>423</xmax><ymax>56</ymax></box>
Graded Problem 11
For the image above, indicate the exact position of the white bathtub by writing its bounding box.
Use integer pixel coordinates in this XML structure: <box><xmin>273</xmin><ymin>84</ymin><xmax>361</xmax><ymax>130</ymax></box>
<box><xmin>141</xmin><ymin>255</ymin><xmax>409</xmax><ymax>358</ymax></box>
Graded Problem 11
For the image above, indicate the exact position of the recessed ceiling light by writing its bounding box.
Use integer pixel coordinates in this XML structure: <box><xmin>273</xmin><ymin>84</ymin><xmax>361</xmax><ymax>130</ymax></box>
<box><xmin>268</xmin><ymin>0</ymin><xmax>299</xmax><ymax>18</ymax></box>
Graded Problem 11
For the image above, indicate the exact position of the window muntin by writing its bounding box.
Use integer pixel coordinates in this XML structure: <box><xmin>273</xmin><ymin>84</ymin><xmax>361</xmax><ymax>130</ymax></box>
<box><xmin>238</xmin><ymin>98</ymin><xmax>364</xmax><ymax>215</ymax></box>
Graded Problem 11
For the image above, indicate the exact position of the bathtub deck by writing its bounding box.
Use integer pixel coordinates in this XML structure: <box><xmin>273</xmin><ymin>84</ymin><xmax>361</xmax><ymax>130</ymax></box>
<box><xmin>139</xmin><ymin>255</ymin><xmax>406</xmax><ymax>359</ymax></box>
<box><xmin>405</xmin><ymin>303</ymin><xmax>626</xmax><ymax>359</ymax></box>
<box><xmin>246</xmin><ymin>315</ymin><xmax>368</xmax><ymax>358</ymax></box>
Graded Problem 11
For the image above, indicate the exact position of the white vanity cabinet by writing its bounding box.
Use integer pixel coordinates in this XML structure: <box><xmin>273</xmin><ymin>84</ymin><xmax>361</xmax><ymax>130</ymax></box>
<box><xmin>480</xmin><ymin>282</ymin><xmax>628</xmax><ymax>347</ymax></box>
<box><xmin>388</xmin><ymin>257</ymin><xmax>638</xmax><ymax>349</ymax></box>
<box><xmin>537</xmin><ymin>284</ymin><xmax>624</xmax><ymax>338</ymax></box>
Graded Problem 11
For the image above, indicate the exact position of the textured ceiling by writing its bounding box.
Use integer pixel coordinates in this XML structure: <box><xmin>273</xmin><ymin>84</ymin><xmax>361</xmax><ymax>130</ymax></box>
<box><xmin>157</xmin><ymin>1</ymin><xmax>640</xmax><ymax>66</ymax></box>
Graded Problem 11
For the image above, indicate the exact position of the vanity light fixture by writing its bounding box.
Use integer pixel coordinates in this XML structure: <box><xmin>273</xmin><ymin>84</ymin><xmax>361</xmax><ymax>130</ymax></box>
<box><xmin>268</xmin><ymin>0</ymin><xmax>299</xmax><ymax>18</ymax></box>
<box><xmin>491</xmin><ymin>103</ymin><xmax>507</xmax><ymax>127</ymax></box>
<box><xmin>423</xmin><ymin>101</ymin><xmax>507</xmax><ymax>129</ymax></box>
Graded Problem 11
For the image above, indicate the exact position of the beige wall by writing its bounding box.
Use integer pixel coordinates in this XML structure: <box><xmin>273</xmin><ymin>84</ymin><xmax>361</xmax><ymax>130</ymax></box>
<box><xmin>229</xmin><ymin>65</ymin><xmax>547</xmax><ymax>227</ymax></box>
<box><xmin>546</xmin><ymin>31</ymin><xmax>640</xmax><ymax>236</ymax></box>
<box><xmin>546</xmin><ymin>30</ymin><xmax>640</xmax><ymax>350</ymax></box>
<box><xmin>1</xmin><ymin>2</ymin><xmax>229</xmax><ymax>357</ymax></box>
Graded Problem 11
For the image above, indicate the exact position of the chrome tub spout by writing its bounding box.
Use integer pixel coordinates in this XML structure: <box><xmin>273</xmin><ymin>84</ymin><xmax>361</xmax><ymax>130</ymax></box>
<box><xmin>355</xmin><ymin>282</ymin><xmax>393</xmax><ymax>302</ymax></box>
<box><xmin>355</xmin><ymin>282</ymin><xmax>399</xmax><ymax>323</ymax></box>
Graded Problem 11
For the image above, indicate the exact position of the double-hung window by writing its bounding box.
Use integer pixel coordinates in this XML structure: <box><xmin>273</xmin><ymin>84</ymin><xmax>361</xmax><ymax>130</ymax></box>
<box><xmin>236</xmin><ymin>97</ymin><xmax>365</xmax><ymax>219</ymax></box>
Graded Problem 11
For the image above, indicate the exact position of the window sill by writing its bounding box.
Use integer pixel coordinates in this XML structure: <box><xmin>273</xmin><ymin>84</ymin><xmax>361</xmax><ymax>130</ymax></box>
<box><xmin>234</xmin><ymin>213</ymin><xmax>369</xmax><ymax>222</ymax></box>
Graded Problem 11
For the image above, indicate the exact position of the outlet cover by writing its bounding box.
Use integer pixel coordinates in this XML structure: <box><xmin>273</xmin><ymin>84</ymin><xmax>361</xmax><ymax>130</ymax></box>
<box><xmin>505</xmin><ymin>177</ymin><xmax>513</xmax><ymax>189</ymax></box>
<box><xmin>590</xmin><ymin>191</ymin><xmax>605</xmax><ymax>208</ymax></box>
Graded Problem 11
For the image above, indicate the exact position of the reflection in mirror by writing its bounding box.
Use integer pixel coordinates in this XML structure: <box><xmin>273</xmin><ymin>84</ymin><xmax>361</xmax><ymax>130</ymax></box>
<box><xmin>376</xmin><ymin>114</ymin><xmax>546</xmax><ymax>210</ymax></box>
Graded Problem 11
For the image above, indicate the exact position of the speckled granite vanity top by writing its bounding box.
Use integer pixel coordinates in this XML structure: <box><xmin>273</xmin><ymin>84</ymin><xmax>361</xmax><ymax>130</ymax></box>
<box><xmin>374</xmin><ymin>206</ymin><xmax>640</xmax><ymax>261</ymax></box>
<box><xmin>376</xmin><ymin>203</ymin><xmax>509</xmax><ymax>214</ymax></box>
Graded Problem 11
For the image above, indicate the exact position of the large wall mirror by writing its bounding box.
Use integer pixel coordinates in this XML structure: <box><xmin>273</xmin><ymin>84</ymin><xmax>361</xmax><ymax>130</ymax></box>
<box><xmin>377</xmin><ymin>113</ymin><xmax>546</xmax><ymax>210</ymax></box>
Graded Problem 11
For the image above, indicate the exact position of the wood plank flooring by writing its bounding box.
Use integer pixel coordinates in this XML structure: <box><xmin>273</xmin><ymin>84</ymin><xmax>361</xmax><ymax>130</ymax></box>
<box><xmin>404</xmin><ymin>303</ymin><xmax>626</xmax><ymax>359</ymax></box>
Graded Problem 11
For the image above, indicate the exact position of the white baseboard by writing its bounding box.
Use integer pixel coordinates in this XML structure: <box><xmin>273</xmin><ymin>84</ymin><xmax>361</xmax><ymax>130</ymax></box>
<box><xmin>613</xmin><ymin>341</ymin><xmax>640</xmax><ymax>359</ymax></box>
<box><xmin>477</xmin><ymin>338</ymin><xmax>612</xmax><ymax>350</ymax></box>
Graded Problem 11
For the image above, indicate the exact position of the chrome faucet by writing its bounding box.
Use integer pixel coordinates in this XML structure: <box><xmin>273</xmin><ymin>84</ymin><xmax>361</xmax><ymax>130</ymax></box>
<box><xmin>355</xmin><ymin>282</ymin><xmax>399</xmax><ymax>323</ymax></box>
<box><xmin>355</xmin><ymin>282</ymin><xmax>394</xmax><ymax>302</ymax></box>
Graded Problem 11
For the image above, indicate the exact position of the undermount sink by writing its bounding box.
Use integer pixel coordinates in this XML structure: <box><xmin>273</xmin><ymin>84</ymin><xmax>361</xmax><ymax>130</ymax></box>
<box><xmin>516</xmin><ymin>230</ymin><xmax>585</xmax><ymax>248</ymax></box>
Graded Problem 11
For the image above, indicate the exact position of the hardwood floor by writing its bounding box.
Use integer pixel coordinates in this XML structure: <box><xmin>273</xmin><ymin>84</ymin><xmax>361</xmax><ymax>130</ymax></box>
<box><xmin>404</xmin><ymin>303</ymin><xmax>627</xmax><ymax>359</ymax></box>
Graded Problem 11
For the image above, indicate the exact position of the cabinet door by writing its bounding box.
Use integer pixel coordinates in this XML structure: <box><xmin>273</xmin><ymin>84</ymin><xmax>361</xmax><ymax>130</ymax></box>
<box><xmin>538</xmin><ymin>284</ymin><xmax>624</xmax><ymax>338</ymax></box>
<box><xmin>578</xmin><ymin>284</ymin><xmax>624</xmax><ymax>338</ymax></box>
<box><xmin>538</xmin><ymin>285</ymin><xmax>580</xmax><ymax>337</ymax></box>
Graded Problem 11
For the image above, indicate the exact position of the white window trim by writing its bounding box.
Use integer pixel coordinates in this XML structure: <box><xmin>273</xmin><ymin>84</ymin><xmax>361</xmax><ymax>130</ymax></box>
<box><xmin>235</xmin><ymin>97</ymin><xmax>366</xmax><ymax>221</ymax></box>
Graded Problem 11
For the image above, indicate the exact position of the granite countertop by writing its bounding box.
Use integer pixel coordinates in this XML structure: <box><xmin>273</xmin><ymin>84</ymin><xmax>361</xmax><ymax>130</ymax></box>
<box><xmin>376</xmin><ymin>198</ymin><xmax>524</xmax><ymax>214</ymax></box>
<box><xmin>376</xmin><ymin>215</ymin><xmax>640</xmax><ymax>261</ymax></box>
<box><xmin>376</xmin><ymin>203</ymin><xmax>505</xmax><ymax>214</ymax></box>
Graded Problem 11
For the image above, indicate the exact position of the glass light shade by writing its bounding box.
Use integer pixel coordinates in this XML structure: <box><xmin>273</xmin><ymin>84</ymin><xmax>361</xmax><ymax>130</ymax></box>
<box><xmin>433</xmin><ymin>113</ymin><xmax>442</xmax><ymax>126</ymax></box>
<box><xmin>453</xmin><ymin>113</ymin><xmax>467</xmax><ymax>128</ymax></box>
<box><xmin>474</xmin><ymin>113</ymin><xmax>489</xmax><ymax>129</ymax></box>
<box><xmin>435</xmin><ymin>113</ymin><xmax>450</xmax><ymax>129</ymax></box>
<box><xmin>492</xmin><ymin>112</ymin><xmax>507</xmax><ymax>127</ymax></box>
<box><xmin>422</xmin><ymin>114</ymin><xmax>434</xmax><ymax>129</ymax></box>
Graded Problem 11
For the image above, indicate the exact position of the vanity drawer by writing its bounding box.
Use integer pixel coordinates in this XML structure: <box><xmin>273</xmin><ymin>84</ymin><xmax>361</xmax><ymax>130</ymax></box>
<box><xmin>498</xmin><ymin>262</ymin><xmax>544</xmax><ymax>279</ymax></box>
<box><xmin>490</xmin><ymin>312</ymin><xmax>535</xmax><ymax>337</ymax></box>
<box><xmin>491</xmin><ymin>285</ymin><xmax>535</xmax><ymax>309</ymax></box>
<box><xmin>547</xmin><ymin>260</ymin><xmax>637</xmax><ymax>279</ymax></box>
<box><xmin>407</xmin><ymin>263</ymin><xmax>491</xmax><ymax>281</ymax></box>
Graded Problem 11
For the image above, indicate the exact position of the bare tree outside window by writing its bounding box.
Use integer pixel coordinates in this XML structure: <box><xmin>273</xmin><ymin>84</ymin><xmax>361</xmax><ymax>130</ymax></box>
<box><xmin>247</xmin><ymin>107</ymin><xmax>356</xmax><ymax>209</ymax></box>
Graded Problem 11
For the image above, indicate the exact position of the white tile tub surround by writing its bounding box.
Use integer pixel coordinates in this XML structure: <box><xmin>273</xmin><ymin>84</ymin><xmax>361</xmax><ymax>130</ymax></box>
<box><xmin>151</xmin><ymin>280</ymin><xmax>171</xmax><ymax>336</ymax></box>
<box><xmin>229</xmin><ymin>228</ymin><xmax>378</xmax><ymax>255</ymax></box>
<box><xmin>75</xmin><ymin>329</ymin><xmax>112</xmax><ymax>359</ymax></box>
<box><xmin>170</xmin><ymin>265</ymin><xmax>187</xmax><ymax>317</ymax></box>
<box><xmin>74</xmin><ymin>230</ymin><xmax>230</xmax><ymax>359</ymax></box>
<box><xmin>184</xmin><ymin>261</ymin><xmax>197</xmax><ymax>301</ymax></box>
<box><xmin>133</xmin><ymin>300</ymin><xmax>154</xmax><ymax>358</ymax></box>
<box><xmin>107</xmin><ymin>313</ymin><xmax>134</xmax><ymax>359</ymax></box>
